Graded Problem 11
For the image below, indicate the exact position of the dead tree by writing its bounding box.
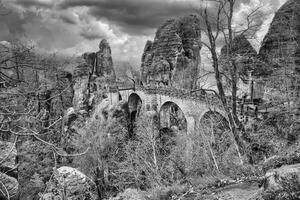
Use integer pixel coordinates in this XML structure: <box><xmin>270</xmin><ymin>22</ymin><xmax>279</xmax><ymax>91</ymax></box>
<box><xmin>198</xmin><ymin>0</ymin><xmax>264</xmax><ymax>159</ymax></box>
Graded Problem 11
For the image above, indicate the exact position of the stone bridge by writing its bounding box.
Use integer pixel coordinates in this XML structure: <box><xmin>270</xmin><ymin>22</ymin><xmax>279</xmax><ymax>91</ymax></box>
<box><xmin>108</xmin><ymin>85</ymin><xmax>228</xmax><ymax>134</ymax></box>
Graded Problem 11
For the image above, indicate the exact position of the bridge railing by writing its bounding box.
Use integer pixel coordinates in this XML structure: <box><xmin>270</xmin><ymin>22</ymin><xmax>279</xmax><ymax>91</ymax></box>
<box><xmin>136</xmin><ymin>85</ymin><xmax>223</xmax><ymax>106</ymax></box>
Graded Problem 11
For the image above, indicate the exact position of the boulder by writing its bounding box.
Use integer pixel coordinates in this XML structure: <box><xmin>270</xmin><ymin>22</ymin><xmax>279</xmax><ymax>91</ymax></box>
<box><xmin>0</xmin><ymin>141</ymin><xmax>17</xmax><ymax>171</ymax></box>
<box><xmin>42</xmin><ymin>167</ymin><xmax>98</xmax><ymax>200</ymax></box>
<box><xmin>262</xmin><ymin>150</ymin><xmax>300</xmax><ymax>172</ymax></box>
<box><xmin>110</xmin><ymin>189</ymin><xmax>145</xmax><ymax>200</ymax></box>
<box><xmin>141</xmin><ymin>15</ymin><xmax>201</xmax><ymax>89</ymax></box>
<box><xmin>0</xmin><ymin>172</ymin><xmax>19</xmax><ymax>200</ymax></box>
<box><xmin>262</xmin><ymin>164</ymin><xmax>300</xmax><ymax>199</ymax></box>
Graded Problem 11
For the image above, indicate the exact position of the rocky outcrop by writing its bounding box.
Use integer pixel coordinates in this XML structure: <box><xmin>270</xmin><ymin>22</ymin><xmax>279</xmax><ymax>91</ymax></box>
<box><xmin>0</xmin><ymin>172</ymin><xmax>19</xmax><ymax>200</ymax></box>
<box><xmin>259</xmin><ymin>0</ymin><xmax>300</xmax><ymax>74</ymax></box>
<box><xmin>110</xmin><ymin>189</ymin><xmax>145</xmax><ymax>200</ymax></box>
<box><xmin>96</xmin><ymin>39</ymin><xmax>116</xmax><ymax>80</ymax></box>
<box><xmin>141</xmin><ymin>15</ymin><xmax>201</xmax><ymax>89</ymax></box>
<box><xmin>221</xmin><ymin>35</ymin><xmax>258</xmax><ymax>80</ymax></box>
<box><xmin>73</xmin><ymin>39</ymin><xmax>116</xmax><ymax>112</ymax></box>
<box><xmin>0</xmin><ymin>141</ymin><xmax>18</xmax><ymax>200</ymax></box>
<box><xmin>219</xmin><ymin>35</ymin><xmax>270</xmax><ymax>99</ymax></box>
<box><xmin>221</xmin><ymin>35</ymin><xmax>257</xmax><ymax>57</ymax></box>
<box><xmin>0</xmin><ymin>141</ymin><xmax>17</xmax><ymax>173</ymax></box>
<box><xmin>51</xmin><ymin>70</ymin><xmax>74</xmax><ymax>116</ymax></box>
<box><xmin>42</xmin><ymin>167</ymin><xmax>98</xmax><ymax>200</ymax></box>
<box><xmin>76</xmin><ymin>39</ymin><xmax>116</xmax><ymax>81</ymax></box>
<box><xmin>262</xmin><ymin>164</ymin><xmax>300</xmax><ymax>199</ymax></box>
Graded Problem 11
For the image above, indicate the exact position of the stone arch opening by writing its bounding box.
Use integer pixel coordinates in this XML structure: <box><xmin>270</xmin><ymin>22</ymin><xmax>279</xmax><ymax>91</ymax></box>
<box><xmin>199</xmin><ymin>111</ymin><xmax>230</xmax><ymax>154</ymax></box>
<box><xmin>128</xmin><ymin>93</ymin><xmax>142</xmax><ymax>122</ymax></box>
<box><xmin>159</xmin><ymin>101</ymin><xmax>187</xmax><ymax>134</ymax></box>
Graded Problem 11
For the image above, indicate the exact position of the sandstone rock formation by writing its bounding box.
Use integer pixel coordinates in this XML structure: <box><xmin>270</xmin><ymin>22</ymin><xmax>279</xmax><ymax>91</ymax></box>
<box><xmin>141</xmin><ymin>15</ymin><xmax>201</xmax><ymax>89</ymax></box>
<box><xmin>262</xmin><ymin>164</ymin><xmax>300</xmax><ymax>199</ymax></box>
<box><xmin>110</xmin><ymin>189</ymin><xmax>145</xmax><ymax>200</ymax></box>
<box><xmin>259</xmin><ymin>0</ymin><xmax>300</xmax><ymax>74</ymax></box>
<box><xmin>73</xmin><ymin>39</ymin><xmax>116</xmax><ymax>112</ymax></box>
<box><xmin>221</xmin><ymin>35</ymin><xmax>258</xmax><ymax>80</ymax></box>
<box><xmin>0</xmin><ymin>172</ymin><xmax>19</xmax><ymax>200</ymax></box>
<box><xmin>0</xmin><ymin>141</ymin><xmax>17</xmax><ymax>172</ymax></box>
<box><xmin>77</xmin><ymin>39</ymin><xmax>116</xmax><ymax>81</ymax></box>
<box><xmin>96</xmin><ymin>39</ymin><xmax>116</xmax><ymax>80</ymax></box>
<box><xmin>219</xmin><ymin>35</ymin><xmax>269</xmax><ymax>99</ymax></box>
<box><xmin>0</xmin><ymin>141</ymin><xmax>18</xmax><ymax>200</ymax></box>
<box><xmin>42</xmin><ymin>167</ymin><xmax>98</xmax><ymax>200</ymax></box>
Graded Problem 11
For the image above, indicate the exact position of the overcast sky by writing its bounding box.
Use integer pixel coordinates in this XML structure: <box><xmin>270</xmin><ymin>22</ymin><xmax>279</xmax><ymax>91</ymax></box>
<box><xmin>0</xmin><ymin>0</ymin><xmax>287</xmax><ymax>68</ymax></box>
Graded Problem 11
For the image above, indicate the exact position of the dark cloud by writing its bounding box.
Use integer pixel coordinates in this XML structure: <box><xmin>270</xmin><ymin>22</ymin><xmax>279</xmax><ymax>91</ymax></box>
<box><xmin>58</xmin><ymin>0</ymin><xmax>197</xmax><ymax>35</ymax></box>
<box><xmin>0</xmin><ymin>2</ymin><xmax>81</xmax><ymax>50</ymax></box>
<box><xmin>0</xmin><ymin>9</ymin><xmax>36</xmax><ymax>41</ymax></box>
<box><xmin>57</xmin><ymin>0</ymin><xmax>282</xmax><ymax>36</ymax></box>
<box><xmin>0</xmin><ymin>0</ymin><xmax>288</xmax><ymax>66</ymax></box>
<box><xmin>14</xmin><ymin>0</ymin><xmax>54</xmax><ymax>8</ymax></box>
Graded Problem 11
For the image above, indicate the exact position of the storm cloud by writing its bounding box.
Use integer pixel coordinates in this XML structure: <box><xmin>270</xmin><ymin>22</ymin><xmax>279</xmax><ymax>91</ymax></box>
<box><xmin>0</xmin><ymin>0</ymin><xmax>288</xmax><ymax>67</ymax></box>
<box><xmin>58</xmin><ymin>0</ymin><xmax>198</xmax><ymax>35</ymax></box>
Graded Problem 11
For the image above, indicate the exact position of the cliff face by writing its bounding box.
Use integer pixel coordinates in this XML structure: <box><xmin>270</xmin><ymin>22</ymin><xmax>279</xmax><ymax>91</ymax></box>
<box><xmin>77</xmin><ymin>39</ymin><xmax>116</xmax><ymax>81</ymax></box>
<box><xmin>141</xmin><ymin>15</ymin><xmax>201</xmax><ymax>89</ymax></box>
<box><xmin>221</xmin><ymin>35</ymin><xmax>258</xmax><ymax>80</ymax></box>
<box><xmin>259</xmin><ymin>0</ymin><xmax>300</xmax><ymax>73</ymax></box>
<box><xmin>73</xmin><ymin>39</ymin><xmax>116</xmax><ymax>112</ymax></box>
<box><xmin>96</xmin><ymin>39</ymin><xmax>116</xmax><ymax>80</ymax></box>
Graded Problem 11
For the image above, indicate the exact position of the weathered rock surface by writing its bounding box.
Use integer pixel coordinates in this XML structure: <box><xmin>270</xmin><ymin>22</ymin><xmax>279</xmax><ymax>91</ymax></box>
<box><xmin>220</xmin><ymin>35</ymin><xmax>270</xmax><ymax>78</ymax></box>
<box><xmin>76</xmin><ymin>39</ymin><xmax>116</xmax><ymax>80</ymax></box>
<box><xmin>73</xmin><ymin>75</ymin><xmax>90</xmax><ymax>111</ymax></box>
<box><xmin>221</xmin><ymin>35</ymin><xmax>257</xmax><ymax>57</ymax></box>
<box><xmin>262</xmin><ymin>149</ymin><xmax>300</xmax><ymax>172</ymax></box>
<box><xmin>202</xmin><ymin>182</ymin><xmax>261</xmax><ymax>200</ymax></box>
<box><xmin>219</xmin><ymin>35</ymin><xmax>269</xmax><ymax>98</ymax></box>
<box><xmin>96</xmin><ymin>39</ymin><xmax>116</xmax><ymax>80</ymax></box>
<box><xmin>51</xmin><ymin>70</ymin><xmax>74</xmax><ymax>116</ymax></box>
<box><xmin>0</xmin><ymin>141</ymin><xmax>18</xmax><ymax>199</ymax></box>
<box><xmin>83</xmin><ymin>52</ymin><xmax>97</xmax><ymax>70</ymax></box>
<box><xmin>74</xmin><ymin>60</ymin><xmax>91</xmax><ymax>79</ymax></box>
<box><xmin>42</xmin><ymin>167</ymin><xmax>98</xmax><ymax>200</ymax></box>
<box><xmin>141</xmin><ymin>15</ymin><xmax>201</xmax><ymax>89</ymax></box>
<box><xmin>0</xmin><ymin>172</ymin><xmax>19</xmax><ymax>200</ymax></box>
<box><xmin>262</xmin><ymin>164</ymin><xmax>300</xmax><ymax>199</ymax></box>
<box><xmin>73</xmin><ymin>39</ymin><xmax>116</xmax><ymax>112</ymax></box>
<box><xmin>0</xmin><ymin>141</ymin><xmax>17</xmax><ymax>171</ymax></box>
<box><xmin>259</xmin><ymin>0</ymin><xmax>300</xmax><ymax>74</ymax></box>
<box><xmin>110</xmin><ymin>189</ymin><xmax>145</xmax><ymax>200</ymax></box>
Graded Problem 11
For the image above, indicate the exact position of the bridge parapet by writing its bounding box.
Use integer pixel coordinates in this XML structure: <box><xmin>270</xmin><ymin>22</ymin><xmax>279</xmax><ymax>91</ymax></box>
<box><xmin>135</xmin><ymin>85</ymin><xmax>222</xmax><ymax>107</ymax></box>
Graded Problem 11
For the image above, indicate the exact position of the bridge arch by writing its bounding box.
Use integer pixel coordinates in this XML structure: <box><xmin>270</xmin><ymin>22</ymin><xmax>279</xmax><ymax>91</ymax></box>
<box><xmin>159</xmin><ymin>101</ymin><xmax>187</xmax><ymax>134</ymax></box>
<box><xmin>128</xmin><ymin>93</ymin><xmax>142</xmax><ymax>121</ymax></box>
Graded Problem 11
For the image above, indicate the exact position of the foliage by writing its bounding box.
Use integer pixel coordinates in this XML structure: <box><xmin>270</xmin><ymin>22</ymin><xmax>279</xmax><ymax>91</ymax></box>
<box><xmin>245</xmin><ymin>111</ymin><xmax>300</xmax><ymax>165</ymax></box>
<box><xmin>74</xmin><ymin>101</ymin><xmax>130</xmax><ymax>198</ymax></box>
<box><xmin>0</xmin><ymin>41</ymin><xmax>75</xmax><ymax>199</ymax></box>
<box><xmin>262</xmin><ymin>173</ymin><xmax>300</xmax><ymax>200</ymax></box>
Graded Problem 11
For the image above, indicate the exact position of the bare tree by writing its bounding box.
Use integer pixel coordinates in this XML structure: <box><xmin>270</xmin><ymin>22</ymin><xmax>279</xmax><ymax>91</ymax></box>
<box><xmin>0</xmin><ymin>41</ymin><xmax>87</xmax><ymax>199</ymax></box>
<box><xmin>197</xmin><ymin>0</ymin><xmax>264</xmax><ymax>159</ymax></box>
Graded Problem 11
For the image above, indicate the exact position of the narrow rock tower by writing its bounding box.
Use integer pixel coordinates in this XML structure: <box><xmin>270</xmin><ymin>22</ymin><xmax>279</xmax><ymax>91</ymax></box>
<box><xmin>140</xmin><ymin>15</ymin><xmax>201</xmax><ymax>89</ymax></box>
<box><xmin>259</xmin><ymin>0</ymin><xmax>300</xmax><ymax>73</ymax></box>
